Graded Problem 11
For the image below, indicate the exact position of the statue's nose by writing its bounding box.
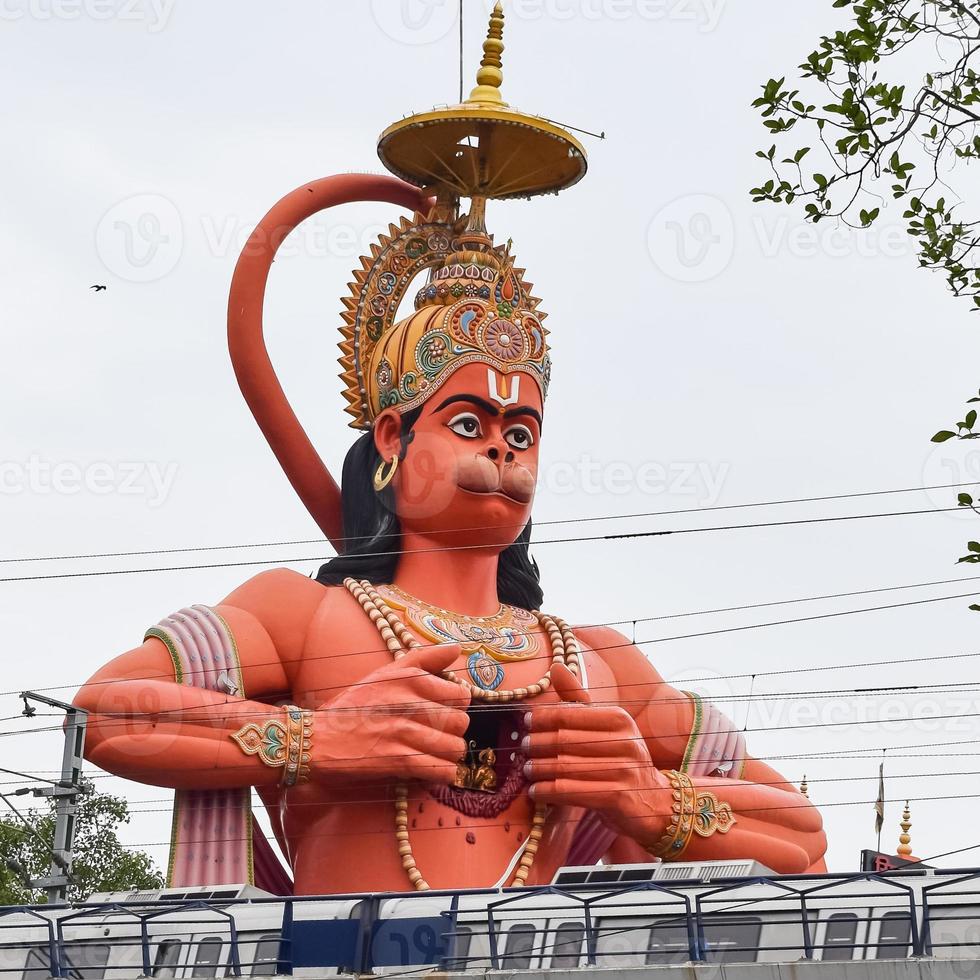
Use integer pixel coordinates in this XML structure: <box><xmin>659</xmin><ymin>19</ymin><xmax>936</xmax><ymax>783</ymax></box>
<box><xmin>486</xmin><ymin>445</ymin><xmax>515</xmax><ymax>464</ymax></box>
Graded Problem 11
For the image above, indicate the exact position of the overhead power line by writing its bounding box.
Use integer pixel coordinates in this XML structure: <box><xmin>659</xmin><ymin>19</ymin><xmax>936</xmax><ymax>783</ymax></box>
<box><xmin>0</xmin><ymin>505</ymin><xmax>965</xmax><ymax>584</ymax></box>
<box><xmin>2</xmin><ymin>791</ymin><xmax>977</xmax><ymax>851</ymax></box>
<box><xmin>1</xmin><ymin>479</ymin><xmax>974</xmax><ymax>567</ymax></box>
<box><xmin>3</xmin><ymin>570</ymin><xmax>980</xmax><ymax>700</ymax></box>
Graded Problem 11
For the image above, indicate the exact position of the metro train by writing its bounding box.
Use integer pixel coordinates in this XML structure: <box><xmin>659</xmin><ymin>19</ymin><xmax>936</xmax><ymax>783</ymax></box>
<box><xmin>1</xmin><ymin>859</ymin><xmax>978</xmax><ymax>977</ymax></box>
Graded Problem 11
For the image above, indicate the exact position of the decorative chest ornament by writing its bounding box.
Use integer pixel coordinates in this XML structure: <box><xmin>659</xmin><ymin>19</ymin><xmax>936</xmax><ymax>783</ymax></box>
<box><xmin>467</xmin><ymin>648</ymin><xmax>505</xmax><ymax>691</ymax></box>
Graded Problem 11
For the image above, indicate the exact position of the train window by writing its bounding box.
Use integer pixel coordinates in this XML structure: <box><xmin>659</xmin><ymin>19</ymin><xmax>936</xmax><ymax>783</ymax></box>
<box><xmin>191</xmin><ymin>938</ymin><xmax>223</xmax><ymax>978</ymax></box>
<box><xmin>875</xmin><ymin>911</ymin><xmax>911</xmax><ymax>960</ymax></box>
<box><xmin>23</xmin><ymin>947</ymin><xmax>52</xmax><ymax>980</ymax></box>
<box><xmin>645</xmin><ymin>923</ymin><xmax>691</xmax><ymax>965</ymax></box>
<box><xmin>446</xmin><ymin>926</ymin><xmax>472</xmax><ymax>970</ymax></box>
<box><xmin>822</xmin><ymin>913</ymin><xmax>858</xmax><ymax>961</ymax></box>
<box><xmin>153</xmin><ymin>939</ymin><xmax>182</xmax><ymax>977</ymax></box>
<box><xmin>250</xmin><ymin>935</ymin><xmax>280</xmax><ymax>977</ymax></box>
<box><xmin>550</xmin><ymin>923</ymin><xmax>585</xmax><ymax>968</ymax></box>
<box><xmin>701</xmin><ymin>916</ymin><xmax>763</xmax><ymax>963</ymax></box>
<box><xmin>61</xmin><ymin>943</ymin><xmax>111</xmax><ymax>980</ymax></box>
<box><xmin>501</xmin><ymin>924</ymin><xmax>536</xmax><ymax>969</ymax></box>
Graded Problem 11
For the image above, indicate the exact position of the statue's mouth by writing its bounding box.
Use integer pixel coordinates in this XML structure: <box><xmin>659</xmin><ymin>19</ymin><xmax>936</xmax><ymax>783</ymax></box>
<box><xmin>456</xmin><ymin>456</ymin><xmax>535</xmax><ymax>504</ymax></box>
<box><xmin>427</xmin><ymin>705</ymin><xmax>528</xmax><ymax>818</ymax></box>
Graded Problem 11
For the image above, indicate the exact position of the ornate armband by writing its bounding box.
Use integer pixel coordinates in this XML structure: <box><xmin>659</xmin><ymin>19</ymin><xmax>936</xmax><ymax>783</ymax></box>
<box><xmin>650</xmin><ymin>770</ymin><xmax>736</xmax><ymax>860</ymax></box>
<box><xmin>231</xmin><ymin>706</ymin><xmax>313</xmax><ymax>787</ymax></box>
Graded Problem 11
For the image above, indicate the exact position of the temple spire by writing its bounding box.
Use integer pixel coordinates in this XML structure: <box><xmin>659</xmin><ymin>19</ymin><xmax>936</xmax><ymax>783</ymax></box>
<box><xmin>799</xmin><ymin>775</ymin><xmax>809</xmax><ymax>798</ymax></box>
<box><xmin>468</xmin><ymin>2</ymin><xmax>507</xmax><ymax>105</ymax></box>
<box><xmin>897</xmin><ymin>801</ymin><xmax>917</xmax><ymax>860</ymax></box>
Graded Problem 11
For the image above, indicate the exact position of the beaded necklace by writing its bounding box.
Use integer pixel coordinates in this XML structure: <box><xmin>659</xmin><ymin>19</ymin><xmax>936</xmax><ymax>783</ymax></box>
<box><xmin>343</xmin><ymin>577</ymin><xmax>581</xmax><ymax>889</ymax></box>
<box><xmin>377</xmin><ymin>582</ymin><xmax>541</xmax><ymax>663</ymax></box>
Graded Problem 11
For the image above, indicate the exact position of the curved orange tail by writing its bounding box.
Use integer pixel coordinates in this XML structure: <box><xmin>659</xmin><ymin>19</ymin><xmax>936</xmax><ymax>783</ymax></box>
<box><xmin>227</xmin><ymin>173</ymin><xmax>429</xmax><ymax>548</ymax></box>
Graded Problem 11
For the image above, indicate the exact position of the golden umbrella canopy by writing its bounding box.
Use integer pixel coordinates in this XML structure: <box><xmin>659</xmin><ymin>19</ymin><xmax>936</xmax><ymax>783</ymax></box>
<box><xmin>377</xmin><ymin>3</ymin><xmax>587</xmax><ymax>202</ymax></box>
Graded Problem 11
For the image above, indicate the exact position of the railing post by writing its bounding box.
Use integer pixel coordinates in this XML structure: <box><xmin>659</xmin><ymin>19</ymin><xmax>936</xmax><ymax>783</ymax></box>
<box><xmin>487</xmin><ymin>908</ymin><xmax>500</xmax><ymax>970</ymax></box>
<box><xmin>685</xmin><ymin>900</ymin><xmax>700</xmax><ymax>963</ymax></box>
<box><xmin>228</xmin><ymin>916</ymin><xmax>242</xmax><ymax>977</ymax></box>
<box><xmin>437</xmin><ymin>894</ymin><xmax>460</xmax><ymax>972</ymax></box>
<box><xmin>920</xmin><ymin>891</ymin><xmax>933</xmax><ymax>958</ymax></box>
<box><xmin>693</xmin><ymin>896</ymin><xmax>707</xmax><ymax>962</ymax></box>
<box><xmin>45</xmin><ymin>915</ymin><xmax>60</xmax><ymax>980</ymax></box>
<box><xmin>139</xmin><ymin>918</ymin><xmax>152</xmax><ymax>977</ymax></box>
<box><xmin>583</xmin><ymin>905</ymin><xmax>597</xmax><ymax>966</ymax></box>
<box><xmin>800</xmin><ymin>895</ymin><xmax>814</xmax><ymax>959</ymax></box>
<box><xmin>277</xmin><ymin>898</ymin><xmax>293</xmax><ymax>976</ymax></box>
<box><xmin>909</xmin><ymin>890</ymin><xmax>923</xmax><ymax>957</ymax></box>
<box><xmin>52</xmin><ymin>915</ymin><xmax>67</xmax><ymax>979</ymax></box>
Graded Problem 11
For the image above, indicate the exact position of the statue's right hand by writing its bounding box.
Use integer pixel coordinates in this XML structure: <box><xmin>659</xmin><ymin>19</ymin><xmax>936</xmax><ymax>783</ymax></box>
<box><xmin>311</xmin><ymin>644</ymin><xmax>471</xmax><ymax>786</ymax></box>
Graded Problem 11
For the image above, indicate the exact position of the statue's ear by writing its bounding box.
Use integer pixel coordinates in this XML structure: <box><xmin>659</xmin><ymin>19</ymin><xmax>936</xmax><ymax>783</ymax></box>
<box><xmin>373</xmin><ymin>409</ymin><xmax>404</xmax><ymax>461</ymax></box>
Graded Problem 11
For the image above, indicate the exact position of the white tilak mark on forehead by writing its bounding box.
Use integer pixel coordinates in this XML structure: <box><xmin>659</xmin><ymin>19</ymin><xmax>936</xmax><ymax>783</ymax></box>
<box><xmin>487</xmin><ymin>369</ymin><xmax>520</xmax><ymax>408</ymax></box>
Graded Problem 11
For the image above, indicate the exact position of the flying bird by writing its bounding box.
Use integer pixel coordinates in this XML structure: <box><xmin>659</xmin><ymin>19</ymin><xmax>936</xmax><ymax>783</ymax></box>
<box><xmin>90</xmin><ymin>284</ymin><xmax>107</xmax><ymax>292</ymax></box>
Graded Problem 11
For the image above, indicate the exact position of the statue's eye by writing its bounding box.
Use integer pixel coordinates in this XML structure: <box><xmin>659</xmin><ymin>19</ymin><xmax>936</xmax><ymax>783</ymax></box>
<box><xmin>503</xmin><ymin>424</ymin><xmax>534</xmax><ymax>450</ymax></box>
<box><xmin>448</xmin><ymin>412</ymin><xmax>482</xmax><ymax>439</ymax></box>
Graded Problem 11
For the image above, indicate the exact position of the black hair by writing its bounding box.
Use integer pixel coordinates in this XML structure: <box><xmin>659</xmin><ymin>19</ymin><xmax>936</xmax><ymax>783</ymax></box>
<box><xmin>316</xmin><ymin>408</ymin><xmax>544</xmax><ymax>610</ymax></box>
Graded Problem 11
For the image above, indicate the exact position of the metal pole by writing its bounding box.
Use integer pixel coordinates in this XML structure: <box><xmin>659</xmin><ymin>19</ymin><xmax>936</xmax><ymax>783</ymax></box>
<box><xmin>20</xmin><ymin>692</ymin><xmax>89</xmax><ymax>904</ymax></box>
<box><xmin>47</xmin><ymin>704</ymin><xmax>87</xmax><ymax>904</ymax></box>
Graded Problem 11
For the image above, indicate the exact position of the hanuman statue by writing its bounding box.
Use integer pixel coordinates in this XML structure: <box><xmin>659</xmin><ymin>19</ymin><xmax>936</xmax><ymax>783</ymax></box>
<box><xmin>74</xmin><ymin>5</ymin><xmax>826</xmax><ymax>893</ymax></box>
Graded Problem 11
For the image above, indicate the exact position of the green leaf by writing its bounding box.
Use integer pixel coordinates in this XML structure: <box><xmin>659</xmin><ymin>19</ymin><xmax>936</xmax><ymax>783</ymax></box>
<box><xmin>932</xmin><ymin>431</ymin><xmax>958</xmax><ymax>442</ymax></box>
<box><xmin>968</xmin><ymin>410</ymin><xmax>978</xmax><ymax>429</ymax></box>
<box><xmin>958</xmin><ymin>493</ymin><xmax>974</xmax><ymax>506</ymax></box>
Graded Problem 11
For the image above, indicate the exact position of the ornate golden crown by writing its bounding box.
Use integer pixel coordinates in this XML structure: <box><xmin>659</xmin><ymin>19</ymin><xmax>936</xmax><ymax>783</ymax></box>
<box><xmin>338</xmin><ymin>3</ymin><xmax>586</xmax><ymax>430</ymax></box>
<box><xmin>338</xmin><ymin>211</ymin><xmax>549</xmax><ymax>429</ymax></box>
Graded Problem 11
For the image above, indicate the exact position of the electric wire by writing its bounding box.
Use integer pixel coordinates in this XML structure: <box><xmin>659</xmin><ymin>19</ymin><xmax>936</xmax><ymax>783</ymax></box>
<box><xmin>1</xmin><ymin>479</ymin><xmax>974</xmax><ymax>566</ymax></box>
<box><xmin>0</xmin><ymin>791</ymin><xmax>974</xmax><ymax>851</ymax></box>
<box><xmin>0</xmin><ymin>505</ymin><xmax>965</xmax><ymax>584</ymax></box>
<box><xmin>3</xmin><ymin>571</ymin><xmax>980</xmax><ymax>699</ymax></box>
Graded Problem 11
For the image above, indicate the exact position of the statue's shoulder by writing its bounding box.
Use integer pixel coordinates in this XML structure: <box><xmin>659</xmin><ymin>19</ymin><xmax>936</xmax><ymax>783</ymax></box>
<box><xmin>567</xmin><ymin>623</ymin><xmax>666</xmax><ymax>688</ymax></box>
<box><xmin>222</xmin><ymin>567</ymin><xmax>327</xmax><ymax>610</ymax></box>
<box><xmin>566</xmin><ymin>623</ymin><xmax>631</xmax><ymax>653</ymax></box>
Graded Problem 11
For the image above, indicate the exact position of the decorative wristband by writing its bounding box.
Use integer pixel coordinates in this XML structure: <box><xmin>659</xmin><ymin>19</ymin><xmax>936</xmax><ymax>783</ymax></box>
<box><xmin>231</xmin><ymin>705</ymin><xmax>313</xmax><ymax>787</ymax></box>
<box><xmin>650</xmin><ymin>770</ymin><xmax>736</xmax><ymax>859</ymax></box>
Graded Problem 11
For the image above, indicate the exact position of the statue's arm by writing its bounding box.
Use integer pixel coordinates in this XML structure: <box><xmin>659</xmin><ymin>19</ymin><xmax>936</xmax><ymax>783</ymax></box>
<box><xmin>73</xmin><ymin>569</ymin><xmax>325</xmax><ymax>790</ymax></box>
<box><xmin>528</xmin><ymin>626</ymin><xmax>827</xmax><ymax>874</ymax></box>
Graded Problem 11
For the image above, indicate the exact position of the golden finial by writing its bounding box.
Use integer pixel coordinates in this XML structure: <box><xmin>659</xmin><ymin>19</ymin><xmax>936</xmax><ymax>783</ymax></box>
<box><xmin>897</xmin><ymin>801</ymin><xmax>915</xmax><ymax>858</ymax></box>
<box><xmin>377</xmin><ymin>0</ymin><xmax>586</xmax><ymax>200</ymax></box>
<box><xmin>468</xmin><ymin>2</ymin><xmax>506</xmax><ymax>105</ymax></box>
<box><xmin>799</xmin><ymin>775</ymin><xmax>809</xmax><ymax>798</ymax></box>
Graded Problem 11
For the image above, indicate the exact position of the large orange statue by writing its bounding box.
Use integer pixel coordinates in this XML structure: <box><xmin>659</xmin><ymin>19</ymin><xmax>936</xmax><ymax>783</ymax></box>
<box><xmin>74</xmin><ymin>5</ymin><xmax>826</xmax><ymax>893</ymax></box>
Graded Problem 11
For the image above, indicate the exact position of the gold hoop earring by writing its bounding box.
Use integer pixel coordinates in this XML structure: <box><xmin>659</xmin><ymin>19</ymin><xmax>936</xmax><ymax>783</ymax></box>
<box><xmin>373</xmin><ymin>454</ymin><xmax>399</xmax><ymax>492</ymax></box>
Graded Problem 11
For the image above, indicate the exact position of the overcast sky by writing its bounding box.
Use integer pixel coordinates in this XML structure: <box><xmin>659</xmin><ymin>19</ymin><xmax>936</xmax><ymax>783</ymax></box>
<box><xmin>2</xmin><ymin>0</ymin><xmax>979</xmax><ymax>880</ymax></box>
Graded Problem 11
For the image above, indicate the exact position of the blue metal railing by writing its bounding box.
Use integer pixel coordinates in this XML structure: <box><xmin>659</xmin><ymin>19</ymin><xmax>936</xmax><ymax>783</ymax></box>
<box><xmin>0</xmin><ymin>867</ymin><xmax>977</xmax><ymax>975</ymax></box>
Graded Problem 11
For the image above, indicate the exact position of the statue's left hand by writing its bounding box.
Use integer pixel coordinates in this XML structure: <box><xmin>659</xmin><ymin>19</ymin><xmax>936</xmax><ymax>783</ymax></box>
<box><xmin>522</xmin><ymin>664</ymin><xmax>672</xmax><ymax>844</ymax></box>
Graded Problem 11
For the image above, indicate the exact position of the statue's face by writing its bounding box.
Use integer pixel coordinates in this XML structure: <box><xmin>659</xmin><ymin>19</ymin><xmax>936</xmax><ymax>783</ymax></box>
<box><xmin>373</xmin><ymin>362</ymin><xmax>543</xmax><ymax>549</ymax></box>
